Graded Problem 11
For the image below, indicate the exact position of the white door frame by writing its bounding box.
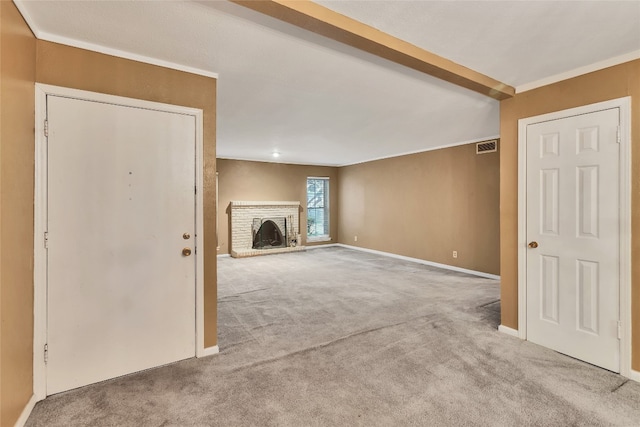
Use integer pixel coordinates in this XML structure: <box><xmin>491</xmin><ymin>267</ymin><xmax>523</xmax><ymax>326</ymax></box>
<box><xmin>517</xmin><ymin>96</ymin><xmax>634</xmax><ymax>380</ymax></box>
<box><xmin>33</xmin><ymin>83</ymin><xmax>207</xmax><ymax>401</ymax></box>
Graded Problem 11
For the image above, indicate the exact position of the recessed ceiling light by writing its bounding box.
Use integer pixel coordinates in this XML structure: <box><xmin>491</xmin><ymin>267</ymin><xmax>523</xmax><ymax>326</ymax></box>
<box><xmin>272</xmin><ymin>151</ymin><xmax>280</xmax><ymax>158</ymax></box>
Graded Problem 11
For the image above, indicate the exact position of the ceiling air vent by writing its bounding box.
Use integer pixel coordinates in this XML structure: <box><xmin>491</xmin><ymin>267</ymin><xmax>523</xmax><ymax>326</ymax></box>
<box><xmin>476</xmin><ymin>139</ymin><xmax>498</xmax><ymax>154</ymax></box>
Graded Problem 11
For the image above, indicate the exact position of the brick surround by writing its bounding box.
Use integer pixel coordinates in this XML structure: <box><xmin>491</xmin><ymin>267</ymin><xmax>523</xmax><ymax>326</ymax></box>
<box><xmin>230</xmin><ymin>201</ymin><xmax>305</xmax><ymax>258</ymax></box>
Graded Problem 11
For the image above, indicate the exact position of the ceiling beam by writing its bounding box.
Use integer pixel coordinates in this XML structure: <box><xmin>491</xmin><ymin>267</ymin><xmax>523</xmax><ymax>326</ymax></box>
<box><xmin>230</xmin><ymin>0</ymin><xmax>515</xmax><ymax>100</ymax></box>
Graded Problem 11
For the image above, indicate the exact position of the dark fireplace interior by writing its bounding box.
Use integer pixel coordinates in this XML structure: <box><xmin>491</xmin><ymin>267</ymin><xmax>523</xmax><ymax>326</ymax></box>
<box><xmin>252</xmin><ymin>218</ymin><xmax>287</xmax><ymax>249</ymax></box>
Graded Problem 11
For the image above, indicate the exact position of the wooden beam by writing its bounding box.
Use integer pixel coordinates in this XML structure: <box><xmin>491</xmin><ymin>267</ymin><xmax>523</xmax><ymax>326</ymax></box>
<box><xmin>230</xmin><ymin>0</ymin><xmax>515</xmax><ymax>100</ymax></box>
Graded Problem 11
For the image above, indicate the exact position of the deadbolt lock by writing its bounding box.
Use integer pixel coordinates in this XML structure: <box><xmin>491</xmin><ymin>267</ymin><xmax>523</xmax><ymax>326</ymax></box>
<box><xmin>182</xmin><ymin>247</ymin><xmax>192</xmax><ymax>256</ymax></box>
<box><xmin>528</xmin><ymin>241</ymin><xmax>539</xmax><ymax>249</ymax></box>
<box><xmin>183</xmin><ymin>233</ymin><xmax>191</xmax><ymax>240</ymax></box>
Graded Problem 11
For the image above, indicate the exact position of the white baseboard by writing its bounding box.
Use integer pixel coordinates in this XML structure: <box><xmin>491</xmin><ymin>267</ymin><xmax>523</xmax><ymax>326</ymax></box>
<box><xmin>14</xmin><ymin>394</ymin><xmax>37</xmax><ymax>427</ymax></box>
<box><xmin>305</xmin><ymin>243</ymin><xmax>339</xmax><ymax>250</ymax></box>
<box><xmin>627</xmin><ymin>368</ymin><xmax>640</xmax><ymax>383</ymax></box>
<box><xmin>198</xmin><ymin>345</ymin><xmax>219</xmax><ymax>358</ymax></box>
<box><xmin>217</xmin><ymin>253</ymin><xmax>230</xmax><ymax>258</ymax></box>
<box><xmin>498</xmin><ymin>325</ymin><xmax>519</xmax><ymax>338</ymax></box>
<box><xmin>336</xmin><ymin>244</ymin><xmax>500</xmax><ymax>280</ymax></box>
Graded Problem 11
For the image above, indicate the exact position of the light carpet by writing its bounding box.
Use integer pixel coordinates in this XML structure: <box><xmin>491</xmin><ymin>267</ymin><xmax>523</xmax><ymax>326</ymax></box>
<box><xmin>26</xmin><ymin>247</ymin><xmax>640</xmax><ymax>426</ymax></box>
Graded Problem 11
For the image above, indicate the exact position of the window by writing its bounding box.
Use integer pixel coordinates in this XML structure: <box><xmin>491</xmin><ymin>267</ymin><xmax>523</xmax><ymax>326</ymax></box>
<box><xmin>307</xmin><ymin>177</ymin><xmax>330</xmax><ymax>240</ymax></box>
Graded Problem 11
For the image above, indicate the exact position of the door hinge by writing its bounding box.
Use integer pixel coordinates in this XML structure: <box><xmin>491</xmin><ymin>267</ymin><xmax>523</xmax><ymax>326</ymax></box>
<box><xmin>44</xmin><ymin>119</ymin><xmax>49</xmax><ymax>138</ymax></box>
<box><xmin>194</xmin><ymin>186</ymin><xmax>197</xmax><ymax>195</ymax></box>
<box><xmin>616</xmin><ymin>126</ymin><xmax>621</xmax><ymax>144</ymax></box>
<box><xmin>617</xmin><ymin>321</ymin><xmax>622</xmax><ymax>339</ymax></box>
<box><xmin>44</xmin><ymin>344</ymin><xmax>49</xmax><ymax>364</ymax></box>
<box><xmin>44</xmin><ymin>231</ymin><xmax>49</xmax><ymax>249</ymax></box>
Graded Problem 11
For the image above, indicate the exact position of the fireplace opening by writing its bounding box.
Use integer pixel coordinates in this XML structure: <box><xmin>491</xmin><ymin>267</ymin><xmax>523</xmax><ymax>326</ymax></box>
<box><xmin>252</xmin><ymin>217</ymin><xmax>287</xmax><ymax>249</ymax></box>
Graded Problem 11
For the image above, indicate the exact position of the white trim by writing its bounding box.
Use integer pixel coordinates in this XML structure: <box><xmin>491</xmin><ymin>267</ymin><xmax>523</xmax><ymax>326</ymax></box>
<box><xmin>338</xmin><ymin>134</ymin><xmax>501</xmax><ymax>167</ymax></box>
<box><xmin>307</xmin><ymin>236</ymin><xmax>332</xmax><ymax>243</ymax></box>
<box><xmin>517</xmin><ymin>108</ymin><xmax>528</xmax><ymax>341</ymax></box>
<box><xmin>38</xmin><ymin>32</ymin><xmax>219</xmax><ymax>79</ymax></box>
<box><xmin>628</xmin><ymin>369</ymin><xmax>640</xmax><ymax>384</ymax></box>
<box><xmin>33</xmin><ymin>88</ymin><xmax>48</xmax><ymax>401</ymax></box>
<box><xmin>336</xmin><ymin>244</ymin><xmax>500</xmax><ymax>280</ymax></box>
<box><xmin>217</xmin><ymin>134</ymin><xmax>501</xmax><ymax>168</ymax></box>
<box><xmin>35</xmin><ymin>84</ymin><xmax>205</xmax><ymax>116</ymax></box>
<box><xmin>216</xmin><ymin>156</ymin><xmax>342</xmax><ymax>167</ymax></box>
<box><xmin>13</xmin><ymin>394</ymin><xmax>37</xmax><ymax>427</ymax></box>
<box><xmin>197</xmin><ymin>345</ymin><xmax>220</xmax><ymax>358</ymax></box>
<box><xmin>194</xmin><ymin>101</ymin><xmax>206</xmax><ymax>360</ymax></box>
<box><xmin>305</xmin><ymin>243</ymin><xmax>339</xmax><ymax>250</ymax></box>
<box><xmin>12</xmin><ymin>1</ymin><xmax>218</xmax><ymax>79</ymax></box>
<box><xmin>618</xmin><ymin>98</ymin><xmax>633</xmax><ymax>380</ymax></box>
<box><xmin>517</xmin><ymin>97</ymin><xmax>632</xmax><ymax>378</ymax></box>
<box><xmin>12</xmin><ymin>0</ymin><xmax>38</xmax><ymax>37</ymax></box>
<box><xmin>516</xmin><ymin>50</ymin><xmax>640</xmax><ymax>94</ymax></box>
<box><xmin>33</xmin><ymin>84</ymin><xmax>206</xmax><ymax>396</ymax></box>
<box><xmin>498</xmin><ymin>325</ymin><xmax>519</xmax><ymax>338</ymax></box>
<box><xmin>216</xmin><ymin>172</ymin><xmax>219</xmax><ymax>253</ymax></box>
<box><xmin>217</xmin><ymin>253</ymin><xmax>231</xmax><ymax>258</ymax></box>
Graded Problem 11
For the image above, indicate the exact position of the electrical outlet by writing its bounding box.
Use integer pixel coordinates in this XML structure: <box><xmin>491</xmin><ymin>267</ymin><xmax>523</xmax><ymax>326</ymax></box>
<box><xmin>453</xmin><ymin>251</ymin><xmax>458</xmax><ymax>258</ymax></box>
<box><xmin>354</xmin><ymin>236</ymin><xmax>358</xmax><ymax>242</ymax></box>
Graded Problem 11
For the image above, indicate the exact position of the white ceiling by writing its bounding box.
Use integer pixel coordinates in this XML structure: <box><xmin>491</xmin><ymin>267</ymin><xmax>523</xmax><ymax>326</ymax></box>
<box><xmin>317</xmin><ymin>0</ymin><xmax>640</xmax><ymax>89</ymax></box>
<box><xmin>17</xmin><ymin>1</ymin><xmax>640</xmax><ymax>166</ymax></box>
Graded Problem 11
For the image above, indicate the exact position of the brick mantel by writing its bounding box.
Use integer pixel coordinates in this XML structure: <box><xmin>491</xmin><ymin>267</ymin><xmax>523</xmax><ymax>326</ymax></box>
<box><xmin>230</xmin><ymin>201</ymin><xmax>300</xmax><ymax>207</ymax></box>
<box><xmin>230</xmin><ymin>201</ymin><xmax>305</xmax><ymax>258</ymax></box>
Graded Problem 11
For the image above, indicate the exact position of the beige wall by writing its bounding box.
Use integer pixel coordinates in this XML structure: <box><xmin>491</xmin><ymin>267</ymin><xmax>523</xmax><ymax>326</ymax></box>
<box><xmin>217</xmin><ymin>159</ymin><xmax>339</xmax><ymax>254</ymax></box>
<box><xmin>337</xmin><ymin>143</ymin><xmax>500</xmax><ymax>275</ymax></box>
<box><xmin>0</xmin><ymin>1</ymin><xmax>36</xmax><ymax>425</ymax></box>
<box><xmin>500</xmin><ymin>60</ymin><xmax>640</xmax><ymax>370</ymax></box>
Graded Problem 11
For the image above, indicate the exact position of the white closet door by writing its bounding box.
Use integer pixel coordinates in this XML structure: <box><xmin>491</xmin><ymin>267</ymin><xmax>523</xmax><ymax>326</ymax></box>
<box><xmin>526</xmin><ymin>108</ymin><xmax>620</xmax><ymax>372</ymax></box>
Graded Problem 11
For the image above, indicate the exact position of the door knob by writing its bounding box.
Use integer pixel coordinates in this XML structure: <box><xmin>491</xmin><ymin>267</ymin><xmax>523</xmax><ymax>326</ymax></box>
<box><xmin>528</xmin><ymin>241</ymin><xmax>539</xmax><ymax>249</ymax></box>
<box><xmin>182</xmin><ymin>247</ymin><xmax>192</xmax><ymax>256</ymax></box>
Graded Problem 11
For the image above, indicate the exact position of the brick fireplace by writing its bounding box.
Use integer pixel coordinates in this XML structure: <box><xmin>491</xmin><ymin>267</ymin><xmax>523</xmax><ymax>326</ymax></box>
<box><xmin>230</xmin><ymin>201</ymin><xmax>305</xmax><ymax>258</ymax></box>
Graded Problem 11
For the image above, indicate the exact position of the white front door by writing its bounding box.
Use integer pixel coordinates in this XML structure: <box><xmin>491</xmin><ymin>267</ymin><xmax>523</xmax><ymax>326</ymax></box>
<box><xmin>525</xmin><ymin>107</ymin><xmax>620</xmax><ymax>372</ymax></box>
<box><xmin>46</xmin><ymin>95</ymin><xmax>197</xmax><ymax>394</ymax></box>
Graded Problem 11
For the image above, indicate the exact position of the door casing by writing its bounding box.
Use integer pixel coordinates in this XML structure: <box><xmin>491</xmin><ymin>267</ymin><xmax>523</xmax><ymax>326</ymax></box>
<box><xmin>516</xmin><ymin>96</ymin><xmax>633</xmax><ymax>379</ymax></box>
<box><xmin>33</xmin><ymin>83</ymin><xmax>207</xmax><ymax>401</ymax></box>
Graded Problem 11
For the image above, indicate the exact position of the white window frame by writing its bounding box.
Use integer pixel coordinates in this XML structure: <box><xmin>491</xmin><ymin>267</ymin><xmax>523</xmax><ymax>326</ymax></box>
<box><xmin>306</xmin><ymin>176</ymin><xmax>331</xmax><ymax>242</ymax></box>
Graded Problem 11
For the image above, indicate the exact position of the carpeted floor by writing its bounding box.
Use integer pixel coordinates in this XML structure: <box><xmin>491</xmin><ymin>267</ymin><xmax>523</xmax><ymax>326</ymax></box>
<box><xmin>26</xmin><ymin>247</ymin><xmax>640</xmax><ymax>426</ymax></box>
